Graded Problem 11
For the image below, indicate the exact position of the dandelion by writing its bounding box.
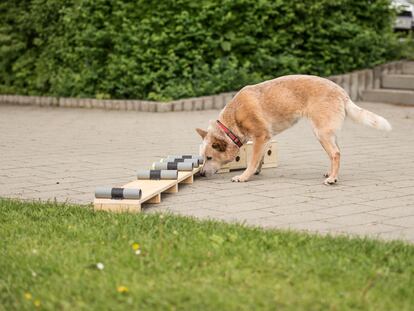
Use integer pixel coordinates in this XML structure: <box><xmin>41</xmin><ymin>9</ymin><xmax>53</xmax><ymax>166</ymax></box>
<box><xmin>117</xmin><ymin>286</ymin><xmax>129</xmax><ymax>293</ymax></box>
<box><xmin>132</xmin><ymin>243</ymin><xmax>140</xmax><ymax>251</ymax></box>
<box><xmin>33</xmin><ymin>299</ymin><xmax>41</xmax><ymax>307</ymax></box>
<box><xmin>96</xmin><ymin>262</ymin><xmax>104</xmax><ymax>270</ymax></box>
<box><xmin>135</xmin><ymin>249</ymin><xmax>141</xmax><ymax>255</ymax></box>
<box><xmin>24</xmin><ymin>292</ymin><xmax>32</xmax><ymax>300</ymax></box>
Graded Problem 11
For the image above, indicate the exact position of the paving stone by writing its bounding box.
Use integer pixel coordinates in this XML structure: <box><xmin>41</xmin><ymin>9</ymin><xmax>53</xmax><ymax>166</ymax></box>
<box><xmin>326</xmin><ymin>213</ymin><xmax>389</xmax><ymax>226</ymax></box>
<box><xmin>378</xmin><ymin>228</ymin><xmax>414</xmax><ymax>241</ymax></box>
<box><xmin>382</xmin><ymin>215</ymin><xmax>414</xmax><ymax>228</ymax></box>
<box><xmin>317</xmin><ymin>204</ymin><xmax>383</xmax><ymax>217</ymax></box>
<box><xmin>202</xmin><ymin>97</ymin><xmax>214</xmax><ymax>110</ymax></box>
<box><xmin>335</xmin><ymin>223</ymin><xmax>402</xmax><ymax>236</ymax></box>
<box><xmin>215</xmin><ymin>209</ymin><xmax>275</xmax><ymax>221</ymax></box>
<box><xmin>261</xmin><ymin>212</ymin><xmax>332</xmax><ymax>224</ymax></box>
<box><xmin>286</xmin><ymin>220</ymin><xmax>344</xmax><ymax>232</ymax></box>
<box><xmin>369</xmin><ymin>206</ymin><xmax>414</xmax><ymax>217</ymax></box>
<box><xmin>261</xmin><ymin>202</ymin><xmax>327</xmax><ymax>215</ymax></box>
<box><xmin>171</xmin><ymin>208</ymin><xmax>226</xmax><ymax>219</ymax></box>
<box><xmin>210</xmin><ymin>201</ymin><xmax>272</xmax><ymax>213</ymax></box>
<box><xmin>358</xmin><ymin>196</ymin><xmax>413</xmax><ymax>208</ymax></box>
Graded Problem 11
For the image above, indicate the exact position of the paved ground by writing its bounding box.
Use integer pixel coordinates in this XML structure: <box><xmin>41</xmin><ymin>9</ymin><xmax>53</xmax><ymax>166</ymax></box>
<box><xmin>1</xmin><ymin>102</ymin><xmax>413</xmax><ymax>242</ymax></box>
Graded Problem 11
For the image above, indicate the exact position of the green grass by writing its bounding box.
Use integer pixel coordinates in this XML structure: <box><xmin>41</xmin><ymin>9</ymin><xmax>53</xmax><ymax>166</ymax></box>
<box><xmin>1</xmin><ymin>199</ymin><xmax>413</xmax><ymax>310</ymax></box>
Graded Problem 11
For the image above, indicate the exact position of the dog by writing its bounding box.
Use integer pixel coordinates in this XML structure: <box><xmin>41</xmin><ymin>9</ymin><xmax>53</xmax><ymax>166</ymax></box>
<box><xmin>196</xmin><ymin>75</ymin><xmax>391</xmax><ymax>184</ymax></box>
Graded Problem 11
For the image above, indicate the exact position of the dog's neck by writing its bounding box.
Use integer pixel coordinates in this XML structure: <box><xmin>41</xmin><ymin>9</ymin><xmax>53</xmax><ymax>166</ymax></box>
<box><xmin>217</xmin><ymin>102</ymin><xmax>249</xmax><ymax>145</ymax></box>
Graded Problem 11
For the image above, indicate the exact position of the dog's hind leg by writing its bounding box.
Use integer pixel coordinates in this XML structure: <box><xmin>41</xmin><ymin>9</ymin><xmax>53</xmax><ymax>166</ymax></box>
<box><xmin>314</xmin><ymin>129</ymin><xmax>341</xmax><ymax>185</ymax></box>
<box><xmin>308</xmin><ymin>98</ymin><xmax>345</xmax><ymax>185</ymax></box>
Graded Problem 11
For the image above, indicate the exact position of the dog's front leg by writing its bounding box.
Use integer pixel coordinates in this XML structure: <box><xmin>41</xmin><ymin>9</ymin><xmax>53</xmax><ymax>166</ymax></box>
<box><xmin>232</xmin><ymin>136</ymin><xmax>269</xmax><ymax>182</ymax></box>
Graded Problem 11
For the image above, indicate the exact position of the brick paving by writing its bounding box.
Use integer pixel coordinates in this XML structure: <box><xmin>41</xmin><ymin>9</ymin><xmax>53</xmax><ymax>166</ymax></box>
<box><xmin>0</xmin><ymin>102</ymin><xmax>413</xmax><ymax>242</ymax></box>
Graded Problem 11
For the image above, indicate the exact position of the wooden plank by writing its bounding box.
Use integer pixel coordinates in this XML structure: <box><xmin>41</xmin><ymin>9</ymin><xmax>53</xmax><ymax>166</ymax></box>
<box><xmin>165</xmin><ymin>184</ymin><xmax>178</xmax><ymax>193</ymax></box>
<box><xmin>94</xmin><ymin>202</ymin><xmax>141</xmax><ymax>213</ymax></box>
<box><xmin>180</xmin><ymin>174</ymin><xmax>194</xmax><ymax>184</ymax></box>
<box><xmin>146</xmin><ymin>193</ymin><xmax>161</xmax><ymax>204</ymax></box>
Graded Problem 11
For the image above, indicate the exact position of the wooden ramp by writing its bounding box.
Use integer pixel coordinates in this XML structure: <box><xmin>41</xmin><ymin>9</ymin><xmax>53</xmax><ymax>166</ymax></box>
<box><xmin>94</xmin><ymin>167</ymin><xmax>201</xmax><ymax>213</ymax></box>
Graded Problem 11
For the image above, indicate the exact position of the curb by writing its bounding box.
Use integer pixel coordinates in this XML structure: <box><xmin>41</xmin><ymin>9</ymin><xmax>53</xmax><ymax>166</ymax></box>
<box><xmin>0</xmin><ymin>60</ymin><xmax>406</xmax><ymax>112</ymax></box>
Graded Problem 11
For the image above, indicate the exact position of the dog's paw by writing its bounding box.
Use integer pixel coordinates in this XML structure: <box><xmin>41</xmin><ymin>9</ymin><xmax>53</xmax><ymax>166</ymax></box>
<box><xmin>324</xmin><ymin>176</ymin><xmax>338</xmax><ymax>185</ymax></box>
<box><xmin>231</xmin><ymin>175</ymin><xmax>248</xmax><ymax>182</ymax></box>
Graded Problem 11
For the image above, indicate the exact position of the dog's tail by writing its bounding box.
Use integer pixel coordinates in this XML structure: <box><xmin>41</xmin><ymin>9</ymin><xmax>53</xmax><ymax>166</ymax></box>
<box><xmin>345</xmin><ymin>99</ymin><xmax>392</xmax><ymax>131</ymax></box>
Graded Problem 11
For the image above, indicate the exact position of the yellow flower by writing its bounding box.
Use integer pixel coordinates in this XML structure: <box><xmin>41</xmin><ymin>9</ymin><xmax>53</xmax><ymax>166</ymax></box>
<box><xmin>117</xmin><ymin>286</ymin><xmax>129</xmax><ymax>293</ymax></box>
<box><xmin>132</xmin><ymin>243</ymin><xmax>140</xmax><ymax>251</ymax></box>
<box><xmin>33</xmin><ymin>299</ymin><xmax>41</xmax><ymax>307</ymax></box>
<box><xmin>24</xmin><ymin>292</ymin><xmax>32</xmax><ymax>300</ymax></box>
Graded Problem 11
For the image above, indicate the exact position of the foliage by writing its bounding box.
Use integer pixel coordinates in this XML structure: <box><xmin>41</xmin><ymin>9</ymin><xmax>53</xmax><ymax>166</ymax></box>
<box><xmin>397</xmin><ymin>34</ymin><xmax>414</xmax><ymax>60</ymax></box>
<box><xmin>1</xmin><ymin>199</ymin><xmax>414</xmax><ymax>310</ymax></box>
<box><xmin>0</xmin><ymin>0</ymin><xmax>404</xmax><ymax>100</ymax></box>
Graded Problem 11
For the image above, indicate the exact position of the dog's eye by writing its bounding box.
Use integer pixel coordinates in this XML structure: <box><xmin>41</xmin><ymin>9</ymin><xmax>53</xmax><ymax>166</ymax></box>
<box><xmin>206</xmin><ymin>156</ymin><xmax>212</xmax><ymax>161</ymax></box>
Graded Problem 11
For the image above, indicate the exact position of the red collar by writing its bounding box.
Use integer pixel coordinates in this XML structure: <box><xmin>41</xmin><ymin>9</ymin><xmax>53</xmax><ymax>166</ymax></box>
<box><xmin>216</xmin><ymin>120</ymin><xmax>243</xmax><ymax>148</ymax></box>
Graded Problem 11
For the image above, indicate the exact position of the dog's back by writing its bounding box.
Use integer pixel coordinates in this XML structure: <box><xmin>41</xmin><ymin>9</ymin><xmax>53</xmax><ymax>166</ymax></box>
<box><xmin>232</xmin><ymin>75</ymin><xmax>390</xmax><ymax>133</ymax></box>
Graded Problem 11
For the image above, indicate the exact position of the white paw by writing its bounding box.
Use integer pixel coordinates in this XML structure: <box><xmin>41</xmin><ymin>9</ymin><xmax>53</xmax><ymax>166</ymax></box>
<box><xmin>324</xmin><ymin>176</ymin><xmax>338</xmax><ymax>185</ymax></box>
<box><xmin>231</xmin><ymin>175</ymin><xmax>248</xmax><ymax>182</ymax></box>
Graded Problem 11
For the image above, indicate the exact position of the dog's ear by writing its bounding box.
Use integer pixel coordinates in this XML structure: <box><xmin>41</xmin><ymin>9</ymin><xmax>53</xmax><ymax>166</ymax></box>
<box><xmin>196</xmin><ymin>128</ymin><xmax>207</xmax><ymax>139</ymax></box>
<box><xmin>212</xmin><ymin>138</ymin><xmax>227</xmax><ymax>152</ymax></box>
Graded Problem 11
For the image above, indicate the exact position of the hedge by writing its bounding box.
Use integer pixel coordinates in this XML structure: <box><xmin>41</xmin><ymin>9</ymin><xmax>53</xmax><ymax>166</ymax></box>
<box><xmin>0</xmin><ymin>0</ymin><xmax>401</xmax><ymax>101</ymax></box>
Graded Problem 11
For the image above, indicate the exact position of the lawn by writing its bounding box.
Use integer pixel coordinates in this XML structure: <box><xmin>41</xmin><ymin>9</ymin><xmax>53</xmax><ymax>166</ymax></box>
<box><xmin>0</xmin><ymin>198</ymin><xmax>413</xmax><ymax>310</ymax></box>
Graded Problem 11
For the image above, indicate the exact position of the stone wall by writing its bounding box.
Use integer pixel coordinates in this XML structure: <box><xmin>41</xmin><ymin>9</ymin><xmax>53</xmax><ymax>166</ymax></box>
<box><xmin>0</xmin><ymin>60</ymin><xmax>405</xmax><ymax>112</ymax></box>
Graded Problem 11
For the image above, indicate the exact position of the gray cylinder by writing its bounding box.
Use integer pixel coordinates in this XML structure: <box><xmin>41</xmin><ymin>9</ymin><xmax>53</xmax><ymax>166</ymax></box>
<box><xmin>137</xmin><ymin>169</ymin><xmax>178</xmax><ymax>180</ymax></box>
<box><xmin>168</xmin><ymin>155</ymin><xmax>204</xmax><ymax>163</ymax></box>
<box><xmin>164</xmin><ymin>157</ymin><xmax>199</xmax><ymax>168</ymax></box>
<box><xmin>153</xmin><ymin>161</ymin><xmax>193</xmax><ymax>171</ymax></box>
<box><xmin>164</xmin><ymin>156</ymin><xmax>203</xmax><ymax>166</ymax></box>
<box><xmin>95</xmin><ymin>187</ymin><xmax>142</xmax><ymax>200</ymax></box>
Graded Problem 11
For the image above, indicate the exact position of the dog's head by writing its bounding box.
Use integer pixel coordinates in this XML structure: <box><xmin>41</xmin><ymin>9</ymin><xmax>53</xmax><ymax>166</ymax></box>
<box><xmin>196</xmin><ymin>121</ymin><xmax>240</xmax><ymax>177</ymax></box>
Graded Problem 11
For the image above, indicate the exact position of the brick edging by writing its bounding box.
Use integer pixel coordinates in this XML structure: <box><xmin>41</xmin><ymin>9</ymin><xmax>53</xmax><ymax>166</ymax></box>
<box><xmin>0</xmin><ymin>60</ymin><xmax>406</xmax><ymax>112</ymax></box>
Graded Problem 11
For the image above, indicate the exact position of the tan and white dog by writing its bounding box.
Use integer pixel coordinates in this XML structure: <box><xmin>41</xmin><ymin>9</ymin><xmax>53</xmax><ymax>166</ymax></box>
<box><xmin>196</xmin><ymin>75</ymin><xmax>391</xmax><ymax>185</ymax></box>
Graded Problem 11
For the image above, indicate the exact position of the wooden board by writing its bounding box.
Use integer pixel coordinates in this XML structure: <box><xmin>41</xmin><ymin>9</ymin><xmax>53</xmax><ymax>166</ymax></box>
<box><xmin>94</xmin><ymin>167</ymin><xmax>201</xmax><ymax>213</ymax></box>
<box><xmin>218</xmin><ymin>140</ymin><xmax>278</xmax><ymax>173</ymax></box>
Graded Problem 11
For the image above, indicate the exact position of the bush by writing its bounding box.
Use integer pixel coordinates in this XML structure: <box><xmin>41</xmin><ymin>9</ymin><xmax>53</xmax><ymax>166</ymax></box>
<box><xmin>396</xmin><ymin>33</ymin><xmax>414</xmax><ymax>60</ymax></box>
<box><xmin>0</xmin><ymin>0</ymin><xmax>403</xmax><ymax>101</ymax></box>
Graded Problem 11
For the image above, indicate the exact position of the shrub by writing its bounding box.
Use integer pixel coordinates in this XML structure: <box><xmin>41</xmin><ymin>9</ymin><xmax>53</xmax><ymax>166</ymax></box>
<box><xmin>0</xmin><ymin>0</ymin><xmax>402</xmax><ymax>101</ymax></box>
